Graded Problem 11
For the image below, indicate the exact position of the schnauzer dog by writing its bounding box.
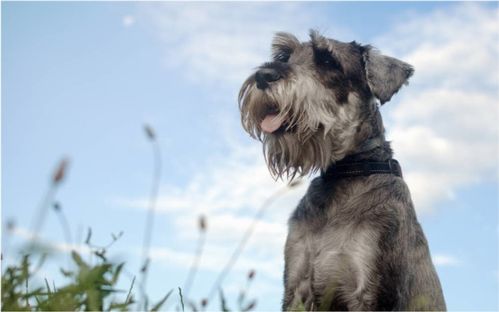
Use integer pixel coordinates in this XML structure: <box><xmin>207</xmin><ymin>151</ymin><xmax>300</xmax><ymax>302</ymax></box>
<box><xmin>239</xmin><ymin>31</ymin><xmax>446</xmax><ymax>311</ymax></box>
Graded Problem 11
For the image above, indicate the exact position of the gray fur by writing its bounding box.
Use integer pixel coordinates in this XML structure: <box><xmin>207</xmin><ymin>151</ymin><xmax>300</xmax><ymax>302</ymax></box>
<box><xmin>239</xmin><ymin>31</ymin><xmax>446</xmax><ymax>311</ymax></box>
<box><xmin>364</xmin><ymin>48</ymin><xmax>415</xmax><ymax>104</ymax></box>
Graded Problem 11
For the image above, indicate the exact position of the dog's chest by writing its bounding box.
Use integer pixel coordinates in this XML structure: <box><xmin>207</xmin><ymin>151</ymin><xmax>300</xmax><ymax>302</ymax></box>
<box><xmin>287</xmin><ymin>221</ymin><xmax>379</xmax><ymax>308</ymax></box>
<box><xmin>312</xmin><ymin>224</ymin><xmax>378</xmax><ymax>284</ymax></box>
<box><xmin>286</xmin><ymin>179</ymin><xmax>382</xmax><ymax>307</ymax></box>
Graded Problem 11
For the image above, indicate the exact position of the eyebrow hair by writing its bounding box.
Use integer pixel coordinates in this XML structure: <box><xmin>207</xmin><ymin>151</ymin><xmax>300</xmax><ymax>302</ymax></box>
<box><xmin>272</xmin><ymin>32</ymin><xmax>300</xmax><ymax>59</ymax></box>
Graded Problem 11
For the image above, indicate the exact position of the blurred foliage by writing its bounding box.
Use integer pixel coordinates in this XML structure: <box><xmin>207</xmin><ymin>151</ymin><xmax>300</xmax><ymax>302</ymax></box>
<box><xmin>1</xmin><ymin>242</ymin><xmax>256</xmax><ymax>311</ymax></box>
<box><xmin>1</xmin><ymin>250</ymin><xmax>163</xmax><ymax>311</ymax></box>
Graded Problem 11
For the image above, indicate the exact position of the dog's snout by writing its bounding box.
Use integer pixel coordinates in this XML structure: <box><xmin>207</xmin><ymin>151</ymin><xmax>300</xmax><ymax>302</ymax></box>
<box><xmin>255</xmin><ymin>68</ymin><xmax>281</xmax><ymax>89</ymax></box>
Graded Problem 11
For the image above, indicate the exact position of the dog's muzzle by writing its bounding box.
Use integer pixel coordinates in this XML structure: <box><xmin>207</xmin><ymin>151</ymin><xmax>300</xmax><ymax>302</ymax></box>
<box><xmin>255</xmin><ymin>68</ymin><xmax>281</xmax><ymax>90</ymax></box>
<box><xmin>252</xmin><ymin>68</ymin><xmax>286</xmax><ymax>133</ymax></box>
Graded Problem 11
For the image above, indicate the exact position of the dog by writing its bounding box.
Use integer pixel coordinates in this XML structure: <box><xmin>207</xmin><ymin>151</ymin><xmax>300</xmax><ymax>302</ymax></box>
<box><xmin>239</xmin><ymin>31</ymin><xmax>446</xmax><ymax>311</ymax></box>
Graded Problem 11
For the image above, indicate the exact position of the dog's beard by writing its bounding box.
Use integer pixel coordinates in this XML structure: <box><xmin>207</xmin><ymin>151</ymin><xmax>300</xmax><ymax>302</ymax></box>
<box><xmin>239</xmin><ymin>73</ymin><xmax>361</xmax><ymax>179</ymax></box>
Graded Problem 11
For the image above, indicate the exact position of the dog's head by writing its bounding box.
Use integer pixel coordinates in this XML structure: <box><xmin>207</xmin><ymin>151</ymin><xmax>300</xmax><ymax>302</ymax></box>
<box><xmin>239</xmin><ymin>31</ymin><xmax>413</xmax><ymax>179</ymax></box>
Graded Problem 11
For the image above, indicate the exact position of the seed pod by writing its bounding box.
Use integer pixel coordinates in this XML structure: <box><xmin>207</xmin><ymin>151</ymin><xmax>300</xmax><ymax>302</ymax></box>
<box><xmin>248</xmin><ymin>269</ymin><xmax>255</xmax><ymax>280</ymax></box>
<box><xmin>199</xmin><ymin>215</ymin><xmax>207</xmax><ymax>232</ymax></box>
<box><xmin>6</xmin><ymin>220</ymin><xmax>15</xmax><ymax>232</ymax></box>
<box><xmin>201</xmin><ymin>299</ymin><xmax>208</xmax><ymax>308</ymax></box>
<box><xmin>52</xmin><ymin>158</ymin><xmax>69</xmax><ymax>184</ymax></box>
<box><xmin>144</xmin><ymin>124</ymin><xmax>156</xmax><ymax>140</ymax></box>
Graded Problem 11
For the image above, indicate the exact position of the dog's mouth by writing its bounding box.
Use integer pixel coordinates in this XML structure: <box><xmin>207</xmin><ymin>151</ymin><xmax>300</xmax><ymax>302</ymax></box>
<box><xmin>259</xmin><ymin>105</ymin><xmax>289</xmax><ymax>134</ymax></box>
<box><xmin>261</xmin><ymin>114</ymin><xmax>286</xmax><ymax>134</ymax></box>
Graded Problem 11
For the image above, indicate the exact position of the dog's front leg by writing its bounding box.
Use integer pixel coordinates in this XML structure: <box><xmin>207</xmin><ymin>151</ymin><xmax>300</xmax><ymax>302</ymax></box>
<box><xmin>282</xmin><ymin>223</ymin><xmax>315</xmax><ymax>311</ymax></box>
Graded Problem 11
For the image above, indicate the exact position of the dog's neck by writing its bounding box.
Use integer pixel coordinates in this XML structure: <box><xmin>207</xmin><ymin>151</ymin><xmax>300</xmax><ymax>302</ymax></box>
<box><xmin>341</xmin><ymin>138</ymin><xmax>393</xmax><ymax>163</ymax></box>
<box><xmin>340</xmin><ymin>100</ymin><xmax>393</xmax><ymax>163</ymax></box>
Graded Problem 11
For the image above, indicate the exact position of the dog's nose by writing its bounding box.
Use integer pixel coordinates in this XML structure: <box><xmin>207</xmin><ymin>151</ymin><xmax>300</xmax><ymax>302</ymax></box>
<box><xmin>255</xmin><ymin>68</ymin><xmax>281</xmax><ymax>89</ymax></box>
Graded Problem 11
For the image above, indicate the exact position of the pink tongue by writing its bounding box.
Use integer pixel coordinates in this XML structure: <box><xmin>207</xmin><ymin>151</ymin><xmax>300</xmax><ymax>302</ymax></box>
<box><xmin>261</xmin><ymin>114</ymin><xmax>285</xmax><ymax>133</ymax></box>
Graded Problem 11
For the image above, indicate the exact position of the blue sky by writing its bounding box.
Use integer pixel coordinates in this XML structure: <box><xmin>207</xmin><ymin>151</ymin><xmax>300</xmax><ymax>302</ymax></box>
<box><xmin>2</xmin><ymin>2</ymin><xmax>498</xmax><ymax>311</ymax></box>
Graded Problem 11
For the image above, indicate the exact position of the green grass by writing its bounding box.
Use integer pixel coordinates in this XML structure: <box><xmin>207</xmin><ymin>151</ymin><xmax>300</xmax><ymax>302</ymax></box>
<box><xmin>2</xmin><ymin>244</ymin><xmax>180</xmax><ymax>311</ymax></box>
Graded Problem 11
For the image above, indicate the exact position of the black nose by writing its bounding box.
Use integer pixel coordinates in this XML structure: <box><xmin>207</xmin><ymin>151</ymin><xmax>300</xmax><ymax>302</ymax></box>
<box><xmin>255</xmin><ymin>68</ymin><xmax>281</xmax><ymax>89</ymax></box>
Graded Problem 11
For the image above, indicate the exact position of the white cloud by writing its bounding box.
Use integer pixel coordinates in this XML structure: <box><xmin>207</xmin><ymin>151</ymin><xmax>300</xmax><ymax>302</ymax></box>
<box><xmin>379</xmin><ymin>3</ymin><xmax>499</xmax><ymax>213</ymax></box>
<box><xmin>114</xmin><ymin>142</ymin><xmax>308</xmax><ymax>287</ymax></box>
<box><xmin>377</xmin><ymin>4</ymin><xmax>498</xmax><ymax>90</ymax></box>
<box><xmin>138</xmin><ymin>3</ymin><xmax>345</xmax><ymax>85</ymax></box>
<box><xmin>8</xmin><ymin>226</ymin><xmax>93</xmax><ymax>256</ymax></box>
<box><xmin>125</xmin><ymin>142</ymin><xmax>306</xmax><ymax>231</ymax></box>
<box><xmin>116</xmin><ymin>144</ymin><xmax>306</xmax><ymax>218</ymax></box>
<box><xmin>433</xmin><ymin>253</ymin><xmax>461</xmax><ymax>267</ymax></box>
<box><xmin>149</xmin><ymin>243</ymin><xmax>284</xmax><ymax>280</ymax></box>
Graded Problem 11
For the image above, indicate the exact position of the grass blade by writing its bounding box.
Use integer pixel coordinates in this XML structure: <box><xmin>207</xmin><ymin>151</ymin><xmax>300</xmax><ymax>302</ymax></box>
<box><xmin>219</xmin><ymin>289</ymin><xmax>229</xmax><ymax>312</ymax></box>
<box><xmin>151</xmin><ymin>289</ymin><xmax>173</xmax><ymax>312</ymax></box>
<box><xmin>44</xmin><ymin>278</ymin><xmax>52</xmax><ymax>296</ymax></box>
<box><xmin>125</xmin><ymin>276</ymin><xmax>136</xmax><ymax>304</ymax></box>
<box><xmin>178</xmin><ymin>287</ymin><xmax>185</xmax><ymax>312</ymax></box>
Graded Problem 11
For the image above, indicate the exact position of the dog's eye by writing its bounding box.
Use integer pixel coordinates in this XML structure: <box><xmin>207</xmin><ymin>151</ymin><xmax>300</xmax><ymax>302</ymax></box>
<box><xmin>314</xmin><ymin>49</ymin><xmax>342</xmax><ymax>71</ymax></box>
<box><xmin>273</xmin><ymin>51</ymin><xmax>291</xmax><ymax>63</ymax></box>
<box><xmin>273</xmin><ymin>46</ymin><xmax>292</xmax><ymax>63</ymax></box>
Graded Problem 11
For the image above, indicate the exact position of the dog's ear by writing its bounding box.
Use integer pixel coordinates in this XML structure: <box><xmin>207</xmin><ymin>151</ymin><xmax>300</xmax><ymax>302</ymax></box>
<box><xmin>363</xmin><ymin>46</ymin><xmax>414</xmax><ymax>104</ymax></box>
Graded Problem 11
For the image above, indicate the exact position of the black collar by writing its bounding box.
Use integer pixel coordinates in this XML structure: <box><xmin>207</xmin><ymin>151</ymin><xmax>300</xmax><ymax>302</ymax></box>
<box><xmin>322</xmin><ymin>159</ymin><xmax>403</xmax><ymax>179</ymax></box>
